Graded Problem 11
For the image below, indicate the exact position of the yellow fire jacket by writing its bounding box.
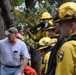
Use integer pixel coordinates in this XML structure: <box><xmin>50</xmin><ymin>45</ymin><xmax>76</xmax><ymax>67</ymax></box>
<box><xmin>40</xmin><ymin>52</ymin><xmax>51</xmax><ymax>75</ymax></box>
<box><xmin>55</xmin><ymin>40</ymin><xmax>76</xmax><ymax>75</ymax></box>
<box><xmin>31</xmin><ymin>28</ymin><xmax>49</xmax><ymax>41</ymax></box>
<box><xmin>44</xmin><ymin>51</ymin><xmax>51</xmax><ymax>74</ymax></box>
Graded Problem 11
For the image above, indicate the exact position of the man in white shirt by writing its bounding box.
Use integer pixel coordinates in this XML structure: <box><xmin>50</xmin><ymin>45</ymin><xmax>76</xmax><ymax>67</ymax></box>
<box><xmin>0</xmin><ymin>27</ymin><xmax>30</xmax><ymax>75</ymax></box>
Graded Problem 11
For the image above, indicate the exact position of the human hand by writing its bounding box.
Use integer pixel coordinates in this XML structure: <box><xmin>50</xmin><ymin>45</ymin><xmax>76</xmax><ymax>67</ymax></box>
<box><xmin>27</xmin><ymin>28</ymin><xmax>30</xmax><ymax>32</ymax></box>
<box><xmin>27</xmin><ymin>28</ymin><xmax>32</xmax><ymax>36</ymax></box>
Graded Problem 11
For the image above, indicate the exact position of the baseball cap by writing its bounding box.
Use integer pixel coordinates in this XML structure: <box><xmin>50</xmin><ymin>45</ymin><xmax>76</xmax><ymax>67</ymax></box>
<box><xmin>5</xmin><ymin>27</ymin><xmax>18</xmax><ymax>35</ymax></box>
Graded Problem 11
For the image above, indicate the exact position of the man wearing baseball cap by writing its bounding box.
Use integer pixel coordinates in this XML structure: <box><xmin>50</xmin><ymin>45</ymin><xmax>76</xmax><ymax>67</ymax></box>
<box><xmin>0</xmin><ymin>27</ymin><xmax>30</xmax><ymax>75</ymax></box>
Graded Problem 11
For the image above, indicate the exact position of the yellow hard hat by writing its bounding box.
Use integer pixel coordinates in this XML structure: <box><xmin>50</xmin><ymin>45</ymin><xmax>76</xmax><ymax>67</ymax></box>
<box><xmin>43</xmin><ymin>20</ymin><xmax>54</xmax><ymax>31</ymax></box>
<box><xmin>47</xmin><ymin>38</ymin><xmax>57</xmax><ymax>47</ymax></box>
<box><xmin>38</xmin><ymin>37</ymin><xmax>51</xmax><ymax>50</ymax></box>
<box><xmin>58</xmin><ymin>2</ymin><xmax>76</xmax><ymax>21</ymax></box>
<box><xmin>38</xmin><ymin>37</ymin><xmax>57</xmax><ymax>50</ymax></box>
<box><xmin>40</xmin><ymin>12</ymin><xmax>52</xmax><ymax>19</ymax></box>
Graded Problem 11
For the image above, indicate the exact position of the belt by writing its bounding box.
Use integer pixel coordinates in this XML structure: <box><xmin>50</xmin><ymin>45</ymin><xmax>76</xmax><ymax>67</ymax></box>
<box><xmin>4</xmin><ymin>65</ymin><xmax>20</xmax><ymax>68</ymax></box>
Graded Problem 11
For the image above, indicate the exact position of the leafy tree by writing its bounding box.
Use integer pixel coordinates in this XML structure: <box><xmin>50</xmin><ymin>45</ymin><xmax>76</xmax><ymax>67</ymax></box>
<box><xmin>0</xmin><ymin>0</ymin><xmax>16</xmax><ymax>29</ymax></box>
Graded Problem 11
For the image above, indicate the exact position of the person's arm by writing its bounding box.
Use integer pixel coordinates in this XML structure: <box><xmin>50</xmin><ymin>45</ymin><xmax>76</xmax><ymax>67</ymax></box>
<box><xmin>18</xmin><ymin>42</ymin><xmax>30</xmax><ymax>75</ymax></box>
<box><xmin>27</xmin><ymin>23</ymin><xmax>42</xmax><ymax>36</ymax></box>
<box><xmin>27</xmin><ymin>22</ymin><xmax>44</xmax><ymax>41</ymax></box>
<box><xmin>18</xmin><ymin>58</ymin><xmax>29</xmax><ymax>75</ymax></box>
<box><xmin>27</xmin><ymin>28</ymin><xmax>33</xmax><ymax>36</ymax></box>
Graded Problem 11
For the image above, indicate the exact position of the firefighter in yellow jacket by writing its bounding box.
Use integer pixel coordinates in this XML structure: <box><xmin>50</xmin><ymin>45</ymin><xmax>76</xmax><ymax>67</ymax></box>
<box><xmin>38</xmin><ymin>37</ymin><xmax>57</xmax><ymax>75</ymax></box>
<box><xmin>43</xmin><ymin>21</ymin><xmax>60</xmax><ymax>39</ymax></box>
<box><xmin>53</xmin><ymin>2</ymin><xmax>76</xmax><ymax>75</ymax></box>
<box><xmin>27</xmin><ymin>12</ymin><xmax>53</xmax><ymax>41</ymax></box>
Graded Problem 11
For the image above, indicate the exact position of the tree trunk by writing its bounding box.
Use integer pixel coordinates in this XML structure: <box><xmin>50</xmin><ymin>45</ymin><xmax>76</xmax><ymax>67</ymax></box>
<box><xmin>0</xmin><ymin>0</ymin><xmax>16</xmax><ymax>29</ymax></box>
<box><xmin>0</xmin><ymin>14</ymin><xmax>5</xmax><ymax>36</ymax></box>
<box><xmin>0</xmin><ymin>13</ymin><xmax>5</xmax><ymax>75</ymax></box>
<box><xmin>25</xmin><ymin>0</ymin><xmax>42</xmax><ymax>74</ymax></box>
<box><xmin>31</xmin><ymin>48</ymin><xmax>42</xmax><ymax>75</ymax></box>
<box><xmin>25</xmin><ymin>0</ymin><xmax>34</xmax><ymax>10</ymax></box>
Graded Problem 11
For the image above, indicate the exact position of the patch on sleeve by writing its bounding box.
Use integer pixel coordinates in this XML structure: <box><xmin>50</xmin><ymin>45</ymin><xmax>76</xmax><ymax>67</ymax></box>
<box><xmin>58</xmin><ymin>51</ymin><xmax>64</xmax><ymax>62</ymax></box>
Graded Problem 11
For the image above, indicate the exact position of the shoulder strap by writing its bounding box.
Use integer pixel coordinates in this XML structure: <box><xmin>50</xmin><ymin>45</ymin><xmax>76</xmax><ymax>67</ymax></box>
<box><xmin>68</xmin><ymin>34</ymin><xmax>76</xmax><ymax>41</ymax></box>
<box><xmin>47</xmin><ymin>38</ymin><xmax>67</xmax><ymax>75</ymax></box>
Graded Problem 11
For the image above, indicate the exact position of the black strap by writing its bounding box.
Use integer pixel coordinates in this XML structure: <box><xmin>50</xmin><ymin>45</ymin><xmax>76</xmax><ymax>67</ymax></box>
<box><xmin>47</xmin><ymin>38</ymin><xmax>67</xmax><ymax>75</ymax></box>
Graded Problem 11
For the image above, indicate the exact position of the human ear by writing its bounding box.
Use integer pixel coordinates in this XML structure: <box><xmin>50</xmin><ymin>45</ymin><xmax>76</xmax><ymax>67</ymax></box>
<box><xmin>71</xmin><ymin>22</ymin><xmax>75</xmax><ymax>28</ymax></box>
